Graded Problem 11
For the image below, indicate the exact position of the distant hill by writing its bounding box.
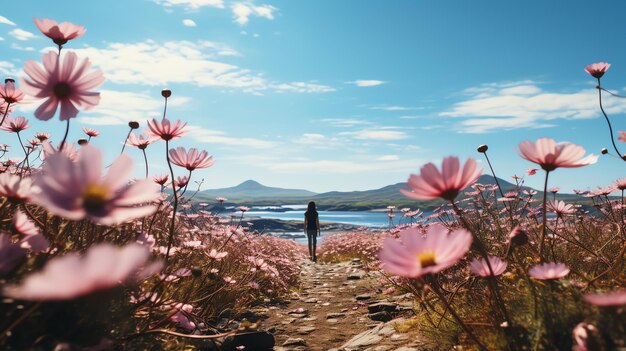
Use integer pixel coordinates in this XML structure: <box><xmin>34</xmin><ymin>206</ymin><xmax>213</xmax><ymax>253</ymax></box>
<box><xmin>197</xmin><ymin>180</ymin><xmax>317</xmax><ymax>200</ymax></box>
<box><xmin>194</xmin><ymin>175</ymin><xmax>537</xmax><ymax>211</ymax></box>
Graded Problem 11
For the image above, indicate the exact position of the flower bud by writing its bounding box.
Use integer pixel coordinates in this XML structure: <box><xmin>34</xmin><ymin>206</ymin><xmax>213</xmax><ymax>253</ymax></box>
<box><xmin>161</xmin><ymin>89</ymin><xmax>172</xmax><ymax>98</ymax></box>
<box><xmin>4</xmin><ymin>78</ymin><xmax>15</xmax><ymax>84</ymax></box>
<box><xmin>477</xmin><ymin>144</ymin><xmax>488</xmax><ymax>153</ymax></box>
<box><xmin>77</xmin><ymin>138</ymin><xmax>88</xmax><ymax>146</ymax></box>
<box><xmin>128</xmin><ymin>121</ymin><xmax>140</xmax><ymax>129</ymax></box>
<box><xmin>601</xmin><ymin>148</ymin><xmax>608</xmax><ymax>155</ymax></box>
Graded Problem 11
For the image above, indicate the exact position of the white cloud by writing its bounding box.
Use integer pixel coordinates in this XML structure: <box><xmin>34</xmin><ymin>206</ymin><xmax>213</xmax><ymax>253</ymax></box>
<box><xmin>321</xmin><ymin>118</ymin><xmax>372</xmax><ymax>128</ymax></box>
<box><xmin>232</xmin><ymin>2</ymin><xmax>277</xmax><ymax>25</ymax></box>
<box><xmin>9</xmin><ymin>28</ymin><xmax>36</xmax><ymax>41</ymax></box>
<box><xmin>0</xmin><ymin>36</ymin><xmax>4</xmax><ymax>41</ymax></box>
<box><xmin>377</xmin><ymin>155</ymin><xmax>399</xmax><ymax>161</ymax></box>
<box><xmin>340</xmin><ymin>129</ymin><xmax>408</xmax><ymax>140</ymax></box>
<box><xmin>273</xmin><ymin>81</ymin><xmax>335</xmax><ymax>93</ymax></box>
<box><xmin>266</xmin><ymin>159</ymin><xmax>413</xmax><ymax>174</ymax></box>
<box><xmin>66</xmin><ymin>40</ymin><xmax>332</xmax><ymax>94</ymax></box>
<box><xmin>0</xmin><ymin>61</ymin><xmax>16</xmax><ymax>75</ymax></box>
<box><xmin>153</xmin><ymin>0</ymin><xmax>224</xmax><ymax>10</ymax></box>
<box><xmin>371</xmin><ymin>105</ymin><xmax>421</xmax><ymax>111</ymax></box>
<box><xmin>0</xmin><ymin>16</ymin><xmax>16</xmax><ymax>26</ymax></box>
<box><xmin>294</xmin><ymin>133</ymin><xmax>343</xmax><ymax>148</ymax></box>
<box><xmin>182</xmin><ymin>19</ymin><xmax>197</xmax><ymax>27</ymax></box>
<box><xmin>351</xmin><ymin>80</ymin><xmax>386</xmax><ymax>87</ymax></box>
<box><xmin>189</xmin><ymin>126</ymin><xmax>278</xmax><ymax>148</ymax></box>
<box><xmin>441</xmin><ymin>81</ymin><xmax>626</xmax><ymax>133</ymax></box>
<box><xmin>11</xmin><ymin>43</ymin><xmax>35</xmax><ymax>51</ymax></box>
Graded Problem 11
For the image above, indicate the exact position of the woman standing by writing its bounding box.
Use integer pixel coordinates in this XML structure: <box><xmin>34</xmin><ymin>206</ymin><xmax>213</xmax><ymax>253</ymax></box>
<box><xmin>304</xmin><ymin>201</ymin><xmax>321</xmax><ymax>262</ymax></box>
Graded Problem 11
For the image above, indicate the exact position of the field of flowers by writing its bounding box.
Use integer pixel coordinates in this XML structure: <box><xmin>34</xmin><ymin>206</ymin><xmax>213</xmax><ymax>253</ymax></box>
<box><xmin>1</xmin><ymin>17</ymin><xmax>625</xmax><ymax>351</ymax></box>
<box><xmin>0</xmin><ymin>19</ymin><xmax>306</xmax><ymax>350</ymax></box>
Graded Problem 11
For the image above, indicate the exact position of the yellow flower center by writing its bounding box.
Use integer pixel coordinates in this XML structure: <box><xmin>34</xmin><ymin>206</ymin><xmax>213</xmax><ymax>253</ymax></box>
<box><xmin>417</xmin><ymin>252</ymin><xmax>437</xmax><ymax>268</ymax></box>
<box><xmin>82</xmin><ymin>184</ymin><xmax>109</xmax><ymax>213</ymax></box>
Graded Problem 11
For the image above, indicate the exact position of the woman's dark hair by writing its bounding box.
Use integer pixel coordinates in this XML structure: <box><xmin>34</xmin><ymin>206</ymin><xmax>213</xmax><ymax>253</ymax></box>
<box><xmin>305</xmin><ymin>201</ymin><xmax>317</xmax><ymax>215</ymax></box>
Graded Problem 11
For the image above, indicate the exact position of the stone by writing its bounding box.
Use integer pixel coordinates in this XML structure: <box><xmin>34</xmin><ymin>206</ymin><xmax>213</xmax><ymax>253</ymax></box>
<box><xmin>366</xmin><ymin>346</ymin><xmax>393</xmax><ymax>351</ymax></box>
<box><xmin>356</xmin><ymin>294</ymin><xmax>372</xmax><ymax>300</ymax></box>
<box><xmin>377</xmin><ymin>324</ymin><xmax>396</xmax><ymax>336</ymax></box>
<box><xmin>228</xmin><ymin>331</ymin><xmax>275</xmax><ymax>351</ymax></box>
<box><xmin>352</xmin><ymin>258</ymin><xmax>361</xmax><ymax>263</ymax></box>
<box><xmin>368</xmin><ymin>302</ymin><xmax>399</xmax><ymax>313</ymax></box>
<box><xmin>283</xmin><ymin>338</ymin><xmax>307</xmax><ymax>347</ymax></box>
<box><xmin>369</xmin><ymin>311</ymin><xmax>393</xmax><ymax>322</ymax></box>
<box><xmin>296</xmin><ymin>326</ymin><xmax>316</xmax><ymax>334</ymax></box>
<box><xmin>340</xmin><ymin>328</ymin><xmax>384</xmax><ymax>348</ymax></box>
<box><xmin>393</xmin><ymin>348</ymin><xmax>419</xmax><ymax>351</ymax></box>
<box><xmin>326</xmin><ymin>312</ymin><xmax>346</xmax><ymax>319</ymax></box>
<box><xmin>390</xmin><ymin>333</ymin><xmax>410</xmax><ymax>342</ymax></box>
<box><xmin>303</xmin><ymin>298</ymin><xmax>318</xmax><ymax>303</ymax></box>
<box><xmin>347</xmin><ymin>271</ymin><xmax>366</xmax><ymax>280</ymax></box>
<box><xmin>326</xmin><ymin>318</ymin><xmax>339</xmax><ymax>323</ymax></box>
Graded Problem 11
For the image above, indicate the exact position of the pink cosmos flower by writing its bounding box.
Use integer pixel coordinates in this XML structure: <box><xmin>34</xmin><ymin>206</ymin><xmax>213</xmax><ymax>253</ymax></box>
<box><xmin>153</xmin><ymin>174</ymin><xmax>169</xmax><ymax>186</ymax></box>
<box><xmin>584</xmin><ymin>289</ymin><xmax>626</xmax><ymax>306</ymax></box>
<box><xmin>41</xmin><ymin>140</ymin><xmax>78</xmax><ymax>161</ymax></box>
<box><xmin>147</xmin><ymin>117</ymin><xmax>187</xmax><ymax>141</ymax></box>
<box><xmin>34</xmin><ymin>18</ymin><xmax>86</xmax><ymax>46</ymax></box>
<box><xmin>237</xmin><ymin>206</ymin><xmax>250</xmax><ymax>212</ymax></box>
<box><xmin>168</xmin><ymin>147</ymin><xmax>215</xmax><ymax>171</ymax></box>
<box><xmin>0</xmin><ymin>116</ymin><xmax>30</xmax><ymax>133</ymax></box>
<box><xmin>0</xmin><ymin>233</ymin><xmax>26</xmax><ymax>276</ymax></box>
<box><xmin>22</xmin><ymin>51</ymin><xmax>104</xmax><ymax>121</ymax></box>
<box><xmin>3</xmin><ymin>243</ymin><xmax>162</xmax><ymax>300</ymax></box>
<box><xmin>175</xmin><ymin>176</ymin><xmax>189</xmax><ymax>188</ymax></box>
<box><xmin>526</xmin><ymin>168</ymin><xmax>537</xmax><ymax>176</ymax></box>
<box><xmin>127</xmin><ymin>132</ymin><xmax>157</xmax><ymax>150</ymax></box>
<box><xmin>0</xmin><ymin>80</ymin><xmax>25</xmax><ymax>105</ymax></box>
<box><xmin>549</xmin><ymin>187</ymin><xmax>560</xmax><ymax>193</ymax></box>
<box><xmin>208</xmin><ymin>249</ymin><xmax>228</xmax><ymax>260</ymax></box>
<box><xmin>35</xmin><ymin>132</ymin><xmax>50</xmax><ymax>141</ymax></box>
<box><xmin>469</xmin><ymin>256</ymin><xmax>508</xmax><ymax>277</ymax></box>
<box><xmin>34</xmin><ymin>145</ymin><xmax>160</xmax><ymax>225</ymax></box>
<box><xmin>216</xmin><ymin>197</ymin><xmax>227</xmax><ymax>203</ymax></box>
<box><xmin>13</xmin><ymin>210</ymin><xmax>49</xmax><ymax>252</ymax></box>
<box><xmin>401</xmin><ymin>156</ymin><xmax>483</xmax><ymax>201</ymax></box>
<box><xmin>619</xmin><ymin>131</ymin><xmax>626</xmax><ymax>142</ymax></box>
<box><xmin>584</xmin><ymin>62</ymin><xmax>610</xmax><ymax>79</ymax></box>
<box><xmin>82</xmin><ymin>127</ymin><xmax>100</xmax><ymax>137</ymax></box>
<box><xmin>528</xmin><ymin>262</ymin><xmax>570</xmax><ymax>280</ymax></box>
<box><xmin>379</xmin><ymin>223</ymin><xmax>472</xmax><ymax>278</ymax></box>
<box><xmin>614</xmin><ymin>178</ymin><xmax>626</xmax><ymax>191</ymax></box>
<box><xmin>549</xmin><ymin>200</ymin><xmax>575</xmax><ymax>216</ymax></box>
<box><xmin>518</xmin><ymin>138</ymin><xmax>597</xmax><ymax>172</ymax></box>
<box><xmin>0</xmin><ymin>173</ymin><xmax>34</xmax><ymax>203</ymax></box>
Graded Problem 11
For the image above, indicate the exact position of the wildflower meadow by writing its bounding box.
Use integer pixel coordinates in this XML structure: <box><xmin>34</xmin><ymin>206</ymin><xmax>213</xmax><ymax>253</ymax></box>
<box><xmin>0</xmin><ymin>14</ymin><xmax>624</xmax><ymax>351</ymax></box>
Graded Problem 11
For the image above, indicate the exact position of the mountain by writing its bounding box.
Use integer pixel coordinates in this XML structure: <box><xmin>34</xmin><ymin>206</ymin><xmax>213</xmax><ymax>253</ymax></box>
<box><xmin>195</xmin><ymin>175</ymin><xmax>526</xmax><ymax>211</ymax></box>
<box><xmin>197</xmin><ymin>180</ymin><xmax>318</xmax><ymax>200</ymax></box>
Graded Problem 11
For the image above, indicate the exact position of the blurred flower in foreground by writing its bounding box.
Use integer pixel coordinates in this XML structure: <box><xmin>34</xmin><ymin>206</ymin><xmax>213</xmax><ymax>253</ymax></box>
<box><xmin>469</xmin><ymin>256</ymin><xmax>507</xmax><ymax>277</ymax></box>
<box><xmin>34</xmin><ymin>146</ymin><xmax>159</xmax><ymax>225</ymax></box>
<box><xmin>401</xmin><ymin>156</ymin><xmax>482</xmax><ymax>201</ymax></box>
<box><xmin>584</xmin><ymin>289</ymin><xmax>626</xmax><ymax>306</ymax></box>
<box><xmin>528</xmin><ymin>262</ymin><xmax>570</xmax><ymax>280</ymax></box>
<box><xmin>22</xmin><ymin>51</ymin><xmax>104</xmax><ymax>121</ymax></box>
<box><xmin>379</xmin><ymin>223</ymin><xmax>472</xmax><ymax>278</ymax></box>
<box><xmin>3</xmin><ymin>243</ymin><xmax>162</xmax><ymax>300</ymax></box>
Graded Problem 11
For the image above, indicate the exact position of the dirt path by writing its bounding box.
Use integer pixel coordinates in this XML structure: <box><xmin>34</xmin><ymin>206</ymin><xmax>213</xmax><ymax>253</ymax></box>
<box><xmin>260</xmin><ymin>260</ymin><xmax>423</xmax><ymax>351</ymax></box>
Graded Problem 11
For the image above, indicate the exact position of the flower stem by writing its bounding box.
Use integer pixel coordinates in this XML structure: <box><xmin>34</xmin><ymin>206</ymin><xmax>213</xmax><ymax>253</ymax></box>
<box><xmin>0</xmin><ymin>102</ymin><xmax>11</xmax><ymax>126</ymax></box>
<box><xmin>163</xmin><ymin>139</ymin><xmax>178</xmax><ymax>268</ymax></box>
<box><xmin>428</xmin><ymin>278</ymin><xmax>489</xmax><ymax>351</ymax></box>
<box><xmin>142</xmin><ymin>148</ymin><xmax>149</xmax><ymax>178</ymax></box>
<box><xmin>539</xmin><ymin>170</ymin><xmax>550</xmax><ymax>261</ymax></box>
<box><xmin>597</xmin><ymin>79</ymin><xmax>625</xmax><ymax>160</ymax></box>
<box><xmin>120</xmin><ymin>127</ymin><xmax>132</xmax><ymax>155</ymax></box>
<box><xmin>16</xmin><ymin>131</ymin><xmax>30</xmax><ymax>171</ymax></box>
<box><xmin>59</xmin><ymin>119</ymin><xmax>70</xmax><ymax>151</ymax></box>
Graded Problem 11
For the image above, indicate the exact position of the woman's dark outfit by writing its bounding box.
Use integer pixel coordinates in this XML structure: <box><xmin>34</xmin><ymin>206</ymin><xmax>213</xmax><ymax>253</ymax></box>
<box><xmin>304</xmin><ymin>211</ymin><xmax>319</xmax><ymax>261</ymax></box>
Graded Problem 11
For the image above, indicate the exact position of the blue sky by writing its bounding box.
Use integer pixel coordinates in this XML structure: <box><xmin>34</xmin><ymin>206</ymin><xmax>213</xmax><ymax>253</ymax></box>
<box><xmin>2</xmin><ymin>1</ymin><xmax>626</xmax><ymax>193</ymax></box>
